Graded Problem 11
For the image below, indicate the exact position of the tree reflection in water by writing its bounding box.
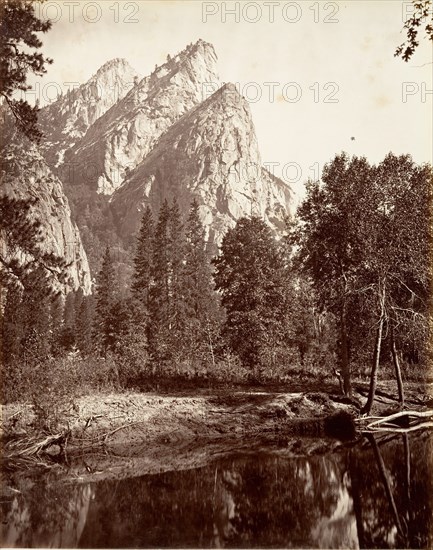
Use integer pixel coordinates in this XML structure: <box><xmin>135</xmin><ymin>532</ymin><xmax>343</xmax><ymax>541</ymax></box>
<box><xmin>349</xmin><ymin>431</ymin><xmax>432</xmax><ymax>549</ymax></box>
<box><xmin>0</xmin><ymin>432</ymin><xmax>431</xmax><ymax>548</ymax></box>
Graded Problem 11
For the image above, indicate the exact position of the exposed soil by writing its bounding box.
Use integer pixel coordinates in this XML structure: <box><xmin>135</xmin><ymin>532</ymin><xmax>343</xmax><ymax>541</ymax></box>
<box><xmin>1</xmin><ymin>380</ymin><xmax>431</xmax><ymax>483</ymax></box>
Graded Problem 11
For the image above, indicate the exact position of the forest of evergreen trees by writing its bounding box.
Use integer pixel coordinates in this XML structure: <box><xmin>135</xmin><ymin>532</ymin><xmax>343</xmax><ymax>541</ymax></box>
<box><xmin>1</xmin><ymin>154</ymin><xmax>432</xmax><ymax>418</ymax></box>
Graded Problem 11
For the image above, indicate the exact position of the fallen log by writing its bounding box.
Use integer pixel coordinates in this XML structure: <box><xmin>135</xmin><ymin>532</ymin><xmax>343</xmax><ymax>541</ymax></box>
<box><xmin>6</xmin><ymin>430</ymin><xmax>70</xmax><ymax>457</ymax></box>
<box><xmin>358</xmin><ymin>410</ymin><xmax>433</xmax><ymax>434</ymax></box>
<box><xmin>366</xmin><ymin>410</ymin><xmax>433</xmax><ymax>428</ymax></box>
<box><xmin>363</xmin><ymin>422</ymin><xmax>433</xmax><ymax>434</ymax></box>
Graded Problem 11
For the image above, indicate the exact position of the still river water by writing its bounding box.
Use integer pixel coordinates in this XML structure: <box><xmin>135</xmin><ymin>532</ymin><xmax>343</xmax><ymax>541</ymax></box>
<box><xmin>1</xmin><ymin>431</ymin><xmax>431</xmax><ymax>548</ymax></box>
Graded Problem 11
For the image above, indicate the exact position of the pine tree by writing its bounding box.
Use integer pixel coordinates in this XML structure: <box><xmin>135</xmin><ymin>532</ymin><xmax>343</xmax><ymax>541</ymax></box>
<box><xmin>1</xmin><ymin>266</ymin><xmax>55</xmax><ymax>400</ymax></box>
<box><xmin>60</xmin><ymin>291</ymin><xmax>76</xmax><ymax>351</ymax></box>
<box><xmin>111</xmin><ymin>296</ymin><xmax>149</xmax><ymax>385</ymax></box>
<box><xmin>1</xmin><ymin>273</ymin><xmax>55</xmax><ymax>400</ymax></box>
<box><xmin>182</xmin><ymin>199</ymin><xmax>220</xmax><ymax>366</ymax></box>
<box><xmin>147</xmin><ymin>198</ymin><xmax>188</xmax><ymax>367</ymax></box>
<box><xmin>167</xmin><ymin>198</ymin><xmax>186</xmax><ymax>355</ymax></box>
<box><xmin>149</xmin><ymin>200</ymin><xmax>171</xmax><ymax>365</ymax></box>
<box><xmin>131</xmin><ymin>206</ymin><xmax>154</xmax><ymax>322</ymax></box>
<box><xmin>21</xmin><ymin>275</ymin><xmax>52</xmax><ymax>366</ymax></box>
<box><xmin>50</xmin><ymin>292</ymin><xmax>64</xmax><ymax>356</ymax></box>
<box><xmin>106</xmin><ymin>296</ymin><xmax>134</xmax><ymax>351</ymax></box>
<box><xmin>0</xmin><ymin>195</ymin><xmax>67</xmax><ymax>292</ymax></box>
<box><xmin>1</xmin><ymin>282</ymin><xmax>25</xmax><ymax>402</ymax></box>
<box><xmin>93</xmin><ymin>247</ymin><xmax>116</xmax><ymax>355</ymax></box>
<box><xmin>0</xmin><ymin>0</ymin><xmax>53</xmax><ymax>142</ymax></box>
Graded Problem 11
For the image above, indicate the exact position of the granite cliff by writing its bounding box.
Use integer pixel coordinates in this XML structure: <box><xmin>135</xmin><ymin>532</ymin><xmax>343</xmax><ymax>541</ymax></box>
<box><xmin>111</xmin><ymin>83</ymin><xmax>292</xmax><ymax>245</ymax></box>
<box><xmin>38</xmin><ymin>58</ymin><xmax>139</xmax><ymax>169</ymax></box>
<box><xmin>63</xmin><ymin>40</ymin><xmax>220</xmax><ymax>195</ymax></box>
<box><xmin>0</xmin><ymin>133</ymin><xmax>92</xmax><ymax>294</ymax></box>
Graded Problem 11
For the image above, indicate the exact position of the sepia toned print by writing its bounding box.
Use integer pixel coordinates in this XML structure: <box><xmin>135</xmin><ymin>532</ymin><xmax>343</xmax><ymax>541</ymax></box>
<box><xmin>1</xmin><ymin>1</ymin><xmax>432</xmax><ymax>548</ymax></box>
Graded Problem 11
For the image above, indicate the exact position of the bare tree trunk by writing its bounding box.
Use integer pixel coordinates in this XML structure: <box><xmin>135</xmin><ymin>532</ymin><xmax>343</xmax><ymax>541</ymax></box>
<box><xmin>362</xmin><ymin>281</ymin><xmax>386</xmax><ymax>415</ymax></box>
<box><xmin>391</xmin><ymin>323</ymin><xmax>405</xmax><ymax>408</ymax></box>
<box><xmin>340</xmin><ymin>302</ymin><xmax>352</xmax><ymax>396</ymax></box>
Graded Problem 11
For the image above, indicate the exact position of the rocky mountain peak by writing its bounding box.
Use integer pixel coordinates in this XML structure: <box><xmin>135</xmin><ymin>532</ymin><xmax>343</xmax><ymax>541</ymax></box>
<box><xmin>63</xmin><ymin>40</ymin><xmax>221</xmax><ymax>195</ymax></box>
<box><xmin>95</xmin><ymin>57</ymin><xmax>134</xmax><ymax>76</ymax></box>
<box><xmin>185</xmin><ymin>38</ymin><xmax>217</xmax><ymax>57</ymax></box>
<box><xmin>110</xmin><ymin>80</ymin><xmax>293</xmax><ymax>245</ymax></box>
<box><xmin>199</xmin><ymin>81</ymin><xmax>251</xmax><ymax>114</ymax></box>
<box><xmin>146</xmin><ymin>39</ymin><xmax>217</xmax><ymax>86</ymax></box>
<box><xmin>38</xmin><ymin>58</ymin><xmax>140</xmax><ymax>167</ymax></box>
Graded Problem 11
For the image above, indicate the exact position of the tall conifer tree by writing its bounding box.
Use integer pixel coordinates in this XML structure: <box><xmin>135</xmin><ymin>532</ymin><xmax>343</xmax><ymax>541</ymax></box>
<box><xmin>167</xmin><ymin>198</ymin><xmax>186</xmax><ymax>353</ymax></box>
<box><xmin>149</xmin><ymin>200</ymin><xmax>171</xmax><ymax>364</ymax></box>
<box><xmin>182</xmin><ymin>199</ymin><xmax>220</xmax><ymax>364</ymax></box>
<box><xmin>93</xmin><ymin>247</ymin><xmax>116</xmax><ymax>354</ymax></box>
<box><xmin>132</xmin><ymin>206</ymin><xmax>154</xmax><ymax>316</ymax></box>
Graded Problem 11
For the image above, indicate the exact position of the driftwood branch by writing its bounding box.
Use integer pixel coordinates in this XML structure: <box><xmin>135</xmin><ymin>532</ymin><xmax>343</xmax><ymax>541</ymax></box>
<box><xmin>8</xmin><ymin>431</ymin><xmax>70</xmax><ymax>457</ymax></box>
<box><xmin>358</xmin><ymin>410</ymin><xmax>433</xmax><ymax>434</ymax></box>
<box><xmin>364</xmin><ymin>422</ymin><xmax>433</xmax><ymax>434</ymax></box>
<box><xmin>366</xmin><ymin>410</ymin><xmax>433</xmax><ymax>428</ymax></box>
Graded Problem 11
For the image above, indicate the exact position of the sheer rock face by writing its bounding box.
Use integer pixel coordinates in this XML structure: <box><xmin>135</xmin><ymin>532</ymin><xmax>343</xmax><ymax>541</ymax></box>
<box><xmin>63</xmin><ymin>40</ymin><xmax>220</xmax><ymax>195</ymax></box>
<box><xmin>38</xmin><ymin>58</ymin><xmax>139</xmax><ymax>169</ymax></box>
<box><xmin>0</xmin><ymin>140</ymin><xmax>92</xmax><ymax>294</ymax></box>
<box><xmin>110</xmin><ymin>83</ymin><xmax>293</xmax><ymax>245</ymax></box>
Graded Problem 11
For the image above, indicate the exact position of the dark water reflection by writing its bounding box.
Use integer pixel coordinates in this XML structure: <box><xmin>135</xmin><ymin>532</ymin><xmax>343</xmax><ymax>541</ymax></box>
<box><xmin>1</xmin><ymin>432</ymin><xmax>431</xmax><ymax>548</ymax></box>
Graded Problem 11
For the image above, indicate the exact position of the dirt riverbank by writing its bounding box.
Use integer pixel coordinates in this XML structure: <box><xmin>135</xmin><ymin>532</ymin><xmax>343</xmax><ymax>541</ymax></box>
<box><xmin>1</xmin><ymin>381</ymin><xmax>431</xmax><ymax>482</ymax></box>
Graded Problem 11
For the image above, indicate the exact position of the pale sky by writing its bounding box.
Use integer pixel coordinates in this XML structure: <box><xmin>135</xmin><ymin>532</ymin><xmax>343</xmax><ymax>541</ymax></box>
<box><xmin>28</xmin><ymin>0</ymin><xmax>432</xmax><ymax>200</ymax></box>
